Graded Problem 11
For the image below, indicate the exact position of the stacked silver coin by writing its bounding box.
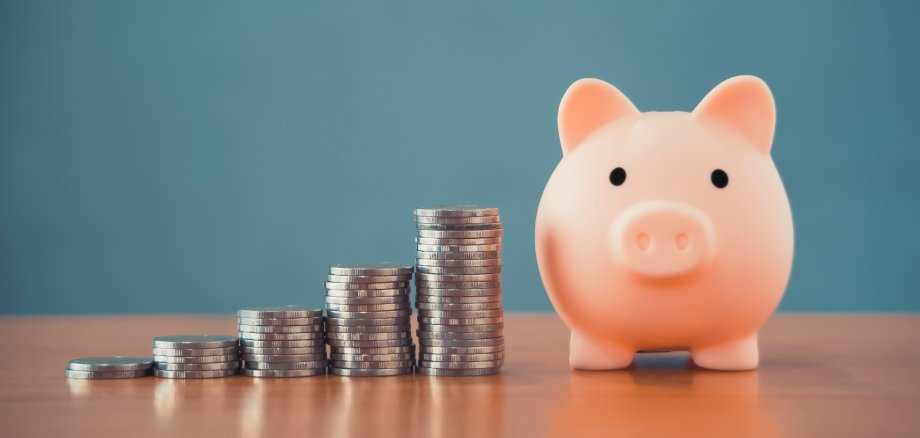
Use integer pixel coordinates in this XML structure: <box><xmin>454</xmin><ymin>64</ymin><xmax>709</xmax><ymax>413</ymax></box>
<box><xmin>238</xmin><ymin>306</ymin><xmax>327</xmax><ymax>377</ymax></box>
<box><xmin>65</xmin><ymin>356</ymin><xmax>154</xmax><ymax>379</ymax></box>
<box><xmin>325</xmin><ymin>263</ymin><xmax>416</xmax><ymax>376</ymax></box>
<box><xmin>413</xmin><ymin>206</ymin><xmax>505</xmax><ymax>376</ymax></box>
<box><xmin>152</xmin><ymin>335</ymin><xmax>240</xmax><ymax>378</ymax></box>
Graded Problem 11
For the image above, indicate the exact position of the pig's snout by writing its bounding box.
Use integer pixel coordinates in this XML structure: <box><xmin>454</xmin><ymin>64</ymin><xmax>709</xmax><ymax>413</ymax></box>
<box><xmin>611</xmin><ymin>201</ymin><xmax>715</xmax><ymax>279</ymax></box>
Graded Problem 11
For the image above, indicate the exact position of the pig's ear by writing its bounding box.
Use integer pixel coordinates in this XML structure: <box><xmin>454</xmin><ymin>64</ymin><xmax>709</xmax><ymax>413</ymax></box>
<box><xmin>693</xmin><ymin>75</ymin><xmax>776</xmax><ymax>154</ymax></box>
<box><xmin>558</xmin><ymin>78</ymin><xmax>639</xmax><ymax>155</ymax></box>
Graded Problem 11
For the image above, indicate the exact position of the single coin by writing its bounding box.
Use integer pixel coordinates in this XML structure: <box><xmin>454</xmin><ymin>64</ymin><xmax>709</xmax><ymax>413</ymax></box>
<box><xmin>417</xmin><ymin>309</ymin><xmax>503</xmax><ymax>318</ymax></box>
<box><xmin>416</xmin><ymin>237</ymin><xmax>501</xmax><ymax>245</ymax></box>
<box><xmin>239</xmin><ymin>339</ymin><xmax>325</xmax><ymax>348</ymax></box>
<box><xmin>241</xmin><ymin>353</ymin><xmax>326</xmax><ymax>362</ymax></box>
<box><xmin>236</xmin><ymin>316</ymin><xmax>324</xmax><ymax>326</ymax></box>
<box><xmin>155</xmin><ymin>362</ymin><xmax>240</xmax><ymax>371</ymax></box>
<box><xmin>327</xmin><ymin>331</ymin><xmax>410</xmax><ymax>341</ymax></box>
<box><xmin>331</xmin><ymin>353</ymin><xmax>415</xmax><ymax>362</ymax></box>
<box><xmin>331</xmin><ymin>360</ymin><xmax>415</xmax><ymax>369</ymax></box>
<box><xmin>324</xmin><ymin>281</ymin><xmax>409</xmax><ymax>290</ymax></box>
<box><xmin>415</xmin><ymin>273</ymin><xmax>501</xmax><ymax>282</ymax></box>
<box><xmin>416</xmin><ymin>295</ymin><xmax>501</xmax><ymax>304</ymax></box>
<box><xmin>415</xmin><ymin>258</ymin><xmax>501</xmax><ymax>267</ymax></box>
<box><xmin>416</xmin><ymin>265</ymin><xmax>502</xmax><ymax>275</ymax></box>
<box><xmin>421</xmin><ymin>352</ymin><xmax>504</xmax><ymax>362</ymax></box>
<box><xmin>245</xmin><ymin>360</ymin><xmax>328</xmax><ymax>370</ymax></box>
<box><xmin>152</xmin><ymin>346</ymin><xmax>239</xmax><ymax>357</ymax></box>
<box><xmin>326</xmin><ymin>310</ymin><xmax>412</xmax><ymax>319</ymax></box>
<box><xmin>236</xmin><ymin>324</ymin><xmax>323</xmax><ymax>334</ymax></box>
<box><xmin>416</xmin><ymin>302</ymin><xmax>502</xmax><ymax>311</ymax></box>
<box><xmin>325</xmin><ymin>317</ymin><xmax>411</xmax><ymax>326</ymax></box>
<box><xmin>237</xmin><ymin>306</ymin><xmax>323</xmax><ymax>319</ymax></box>
<box><xmin>416</xmin><ymin>330</ymin><xmax>503</xmax><ymax>340</ymax></box>
<box><xmin>416</xmin><ymin>244</ymin><xmax>502</xmax><ymax>252</ymax></box>
<box><xmin>418</xmin><ymin>323</ymin><xmax>504</xmax><ymax>333</ymax></box>
<box><xmin>331</xmin><ymin>345</ymin><xmax>415</xmax><ymax>355</ymax></box>
<box><xmin>329</xmin><ymin>367</ymin><xmax>414</xmax><ymax>376</ymax></box>
<box><xmin>324</xmin><ymin>295</ymin><xmax>408</xmax><ymax>305</ymax></box>
<box><xmin>242</xmin><ymin>368</ymin><xmax>326</xmax><ymax>378</ymax></box>
<box><xmin>416</xmin><ymin>281</ymin><xmax>501</xmax><ymax>289</ymax></box>
<box><xmin>417</xmin><ymin>316</ymin><xmax>503</xmax><ymax>325</ymax></box>
<box><xmin>241</xmin><ymin>346</ymin><xmax>326</xmax><ymax>355</ymax></box>
<box><xmin>67</xmin><ymin>356</ymin><xmax>153</xmax><ymax>372</ymax></box>
<box><xmin>326</xmin><ymin>302</ymin><xmax>411</xmax><ymax>312</ymax></box>
<box><xmin>154</xmin><ymin>368</ymin><xmax>239</xmax><ymax>379</ymax></box>
<box><xmin>238</xmin><ymin>331</ymin><xmax>324</xmax><ymax>341</ymax></box>
<box><xmin>417</xmin><ymin>229</ymin><xmax>503</xmax><ymax>239</ymax></box>
<box><xmin>324</xmin><ymin>288</ymin><xmax>410</xmax><ymax>298</ymax></box>
<box><xmin>417</xmin><ymin>359</ymin><xmax>504</xmax><ymax>369</ymax></box>
<box><xmin>327</xmin><ymin>339</ymin><xmax>414</xmax><ymax>348</ymax></box>
<box><xmin>413</xmin><ymin>206</ymin><xmax>498</xmax><ymax>217</ymax></box>
<box><xmin>65</xmin><ymin>369</ymin><xmax>152</xmax><ymax>379</ymax></box>
<box><xmin>416</xmin><ymin>366</ymin><xmax>501</xmax><ymax>376</ymax></box>
<box><xmin>326</xmin><ymin>274</ymin><xmax>412</xmax><ymax>283</ymax></box>
<box><xmin>414</xmin><ymin>215</ymin><xmax>500</xmax><ymax>224</ymax></box>
<box><xmin>153</xmin><ymin>354</ymin><xmax>239</xmax><ymax>364</ymax></box>
<box><xmin>329</xmin><ymin>263</ymin><xmax>413</xmax><ymax>276</ymax></box>
<box><xmin>153</xmin><ymin>335</ymin><xmax>238</xmax><ymax>349</ymax></box>
<box><xmin>421</xmin><ymin>345</ymin><xmax>504</xmax><ymax>354</ymax></box>
<box><xmin>415</xmin><ymin>223</ymin><xmax>503</xmax><ymax>231</ymax></box>
<box><xmin>415</xmin><ymin>251</ymin><xmax>501</xmax><ymax>260</ymax></box>
<box><xmin>419</xmin><ymin>337</ymin><xmax>504</xmax><ymax>347</ymax></box>
<box><xmin>326</xmin><ymin>324</ymin><xmax>409</xmax><ymax>333</ymax></box>
<box><xmin>416</xmin><ymin>287</ymin><xmax>502</xmax><ymax>297</ymax></box>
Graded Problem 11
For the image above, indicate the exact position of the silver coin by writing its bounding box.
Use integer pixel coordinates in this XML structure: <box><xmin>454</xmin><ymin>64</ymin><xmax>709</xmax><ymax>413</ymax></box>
<box><xmin>416</xmin><ymin>295</ymin><xmax>501</xmax><ymax>304</ymax></box>
<box><xmin>417</xmin><ymin>229</ymin><xmax>503</xmax><ymax>239</ymax></box>
<box><xmin>416</xmin><ymin>244</ymin><xmax>502</xmax><ymax>252</ymax></box>
<box><xmin>155</xmin><ymin>362</ymin><xmax>240</xmax><ymax>371</ymax></box>
<box><xmin>413</xmin><ymin>206</ymin><xmax>498</xmax><ymax>217</ymax></box>
<box><xmin>415</xmin><ymin>223</ymin><xmax>503</xmax><ymax>231</ymax></box>
<box><xmin>415</xmin><ymin>258</ymin><xmax>501</xmax><ymax>267</ymax></box>
<box><xmin>329</xmin><ymin>367</ymin><xmax>413</xmax><ymax>376</ymax></box>
<box><xmin>67</xmin><ymin>356</ymin><xmax>153</xmax><ymax>372</ymax></box>
<box><xmin>152</xmin><ymin>335</ymin><xmax>239</xmax><ymax>349</ymax></box>
<box><xmin>236</xmin><ymin>316</ymin><xmax>324</xmax><ymax>326</ymax></box>
<box><xmin>324</xmin><ymin>295</ymin><xmax>409</xmax><ymax>305</ymax></box>
<box><xmin>329</xmin><ymin>263</ymin><xmax>413</xmax><ymax>276</ymax></box>
<box><xmin>153</xmin><ymin>354</ymin><xmax>239</xmax><ymax>364</ymax></box>
<box><xmin>237</xmin><ymin>306</ymin><xmax>323</xmax><ymax>319</ymax></box>
<box><xmin>242</xmin><ymin>353</ymin><xmax>326</xmax><ymax>362</ymax></box>
<box><xmin>416</xmin><ymin>330</ymin><xmax>503</xmax><ymax>340</ymax></box>
<box><xmin>415</xmin><ymin>251</ymin><xmax>501</xmax><ymax>260</ymax></box>
<box><xmin>415</xmin><ymin>302</ymin><xmax>502</xmax><ymax>311</ymax></box>
<box><xmin>242</xmin><ymin>368</ymin><xmax>326</xmax><ymax>378</ymax></box>
<box><xmin>331</xmin><ymin>345</ymin><xmax>415</xmax><ymax>355</ymax></box>
<box><xmin>326</xmin><ymin>274</ymin><xmax>412</xmax><ymax>283</ymax></box>
<box><xmin>418</xmin><ymin>323</ymin><xmax>504</xmax><ymax>333</ymax></box>
<box><xmin>238</xmin><ymin>331</ymin><xmax>324</xmax><ymax>341</ymax></box>
<box><xmin>416</xmin><ymin>366</ymin><xmax>501</xmax><ymax>376</ymax></box>
<box><xmin>414</xmin><ymin>215</ymin><xmax>500</xmax><ymax>224</ymax></box>
<box><xmin>331</xmin><ymin>360</ymin><xmax>415</xmax><ymax>369</ymax></box>
<box><xmin>419</xmin><ymin>337</ymin><xmax>504</xmax><ymax>347</ymax></box>
<box><xmin>245</xmin><ymin>360</ymin><xmax>327</xmax><ymax>370</ymax></box>
<box><xmin>417</xmin><ymin>309</ymin><xmax>503</xmax><ymax>318</ymax></box>
<box><xmin>415</xmin><ymin>287</ymin><xmax>502</xmax><ymax>297</ymax></box>
<box><xmin>65</xmin><ymin>369</ymin><xmax>152</xmax><ymax>379</ymax></box>
<box><xmin>326</xmin><ymin>324</ymin><xmax>410</xmax><ymax>333</ymax></box>
<box><xmin>325</xmin><ymin>317</ymin><xmax>411</xmax><ymax>326</ymax></box>
<box><xmin>417</xmin><ymin>316</ymin><xmax>504</xmax><ymax>325</ymax></box>
<box><xmin>326</xmin><ymin>339</ymin><xmax>414</xmax><ymax>348</ymax></box>
<box><xmin>324</xmin><ymin>281</ymin><xmax>409</xmax><ymax>290</ymax></box>
<box><xmin>324</xmin><ymin>288</ymin><xmax>410</xmax><ymax>298</ymax></box>
<box><xmin>241</xmin><ymin>346</ymin><xmax>326</xmax><ymax>355</ymax></box>
<box><xmin>416</xmin><ymin>265</ymin><xmax>502</xmax><ymax>275</ymax></box>
<box><xmin>416</xmin><ymin>281</ymin><xmax>501</xmax><ymax>289</ymax></box>
<box><xmin>415</xmin><ymin>273</ymin><xmax>501</xmax><ymax>282</ymax></box>
<box><xmin>331</xmin><ymin>353</ymin><xmax>415</xmax><ymax>362</ymax></box>
<box><xmin>239</xmin><ymin>338</ymin><xmax>325</xmax><ymax>348</ymax></box>
<box><xmin>327</xmin><ymin>331</ymin><xmax>410</xmax><ymax>341</ymax></box>
<box><xmin>416</xmin><ymin>237</ymin><xmax>501</xmax><ymax>245</ymax></box>
<box><xmin>421</xmin><ymin>352</ymin><xmax>504</xmax><ymax>362</ymax></box>
<box><xmin>326</xmin><ymin>302</ymin><xmax>411</xmax><ymax>312</ymax></box>
<box><xmin>237</xmin><ymin>324</ymin><xmax>323</xmax><ymax>334</ymax></box>
<box><xmin>421</xmin><ymin>345</ymin><xmax>504</xmax><ymax>354</ymax></box>
<box><xmin>154</xmin><ymin>368</ymin><xmax>239</xmax><ymax>379</ymax></box>
<box><xmin>417</xmin><ymin>359</ymin><xmax>504</xmax><ymax>369</ymax></box>
<box><xmin>152</xmin><ymin>346</ymin><xmax>239</xmax><ymax>357</ymax></box>
<box><xmin>326</xmin><ymin>309</ymin><xmax>412</xmax><ymax>319</ymax></box>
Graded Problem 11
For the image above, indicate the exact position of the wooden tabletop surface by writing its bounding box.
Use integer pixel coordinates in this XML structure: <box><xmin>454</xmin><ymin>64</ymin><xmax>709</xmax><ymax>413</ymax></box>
<box><xmin>0</xmin><ymin>313</ymin><xmax>917</xmax><ymax>437</ymax></box>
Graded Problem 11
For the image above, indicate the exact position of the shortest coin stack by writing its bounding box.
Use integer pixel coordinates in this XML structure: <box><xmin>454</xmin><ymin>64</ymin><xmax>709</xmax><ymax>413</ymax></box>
<box><xmin>152</xmin><ymin>335</ymin><xmax>240</xmax><ymax>378</ymax></box>
<box><xmin>65</xmin><ymin>356</ymin><xmax>154</xmax><ymax>379</ymax></box>
<box><xmin>238</xmin><ymin>306</ymin><xmax>327</xmax><ymax>377</ymax></box>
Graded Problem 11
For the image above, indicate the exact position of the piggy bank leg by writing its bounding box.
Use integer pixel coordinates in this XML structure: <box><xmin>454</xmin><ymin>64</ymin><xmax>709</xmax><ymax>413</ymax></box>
<box><xmin>690</xmin><ymin>334</ymin><xmax>759</xmax><ymax>371</ymax></box>
<box><xmin>569</xmin><ymin>331</ymin><xmax>634</xmax><ymax>370</ymax></box>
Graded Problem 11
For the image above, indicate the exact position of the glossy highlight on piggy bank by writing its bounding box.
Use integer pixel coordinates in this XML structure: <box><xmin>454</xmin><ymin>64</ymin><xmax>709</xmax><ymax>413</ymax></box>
<box><xmin>535</xmin><ymin>76</ymin><xmax>793</xmax><ymax>371</ymax></box>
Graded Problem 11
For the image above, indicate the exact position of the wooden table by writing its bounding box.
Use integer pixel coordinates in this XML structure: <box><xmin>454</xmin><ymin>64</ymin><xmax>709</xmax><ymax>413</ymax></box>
<box><xmin>0</xmin><ymin>314</ymin><xmax>917</xmax><ymax>437</ymax></box>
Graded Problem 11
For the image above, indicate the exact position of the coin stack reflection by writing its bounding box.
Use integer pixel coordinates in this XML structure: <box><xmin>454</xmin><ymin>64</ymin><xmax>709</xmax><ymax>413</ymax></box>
<box><xmin>413</xmin><ymin>206</ymin><xmax>505</xmax><ymax>376</ymax></box>
<box><xmin>152</xmin><ymin>335</ymin><xmax>241</xmax><ymax>378</ymax></box>
<box><xmin>238</xmin><ymin>306</ymin><xmax>327</xmax><ymax>377</ymax></box>
<box><xmin>325</xmin><ymin>263</ymin><xmax>416</xmax><ymax>376</ymax></box>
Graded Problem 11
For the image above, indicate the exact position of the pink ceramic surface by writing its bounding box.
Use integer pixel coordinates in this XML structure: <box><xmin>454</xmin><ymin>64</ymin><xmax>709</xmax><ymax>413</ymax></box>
<box><xmin>535</xmin><ymin>76</ymin><xmax>793</xmax><ymax>371</ymax></box>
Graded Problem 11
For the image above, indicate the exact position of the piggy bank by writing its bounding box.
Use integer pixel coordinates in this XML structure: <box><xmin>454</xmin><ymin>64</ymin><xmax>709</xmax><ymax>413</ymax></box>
<box><xmin>535</xmin><ymin>76</ymin><xmax>793</xmax><ymax>371</ymax></box>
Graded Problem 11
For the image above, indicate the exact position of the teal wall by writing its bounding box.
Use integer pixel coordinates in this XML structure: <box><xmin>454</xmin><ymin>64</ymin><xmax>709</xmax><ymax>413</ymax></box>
<box><xmin>1</xmin><ymin>1</ymin><xmax>918</xmax><ymax>314</ymax></box>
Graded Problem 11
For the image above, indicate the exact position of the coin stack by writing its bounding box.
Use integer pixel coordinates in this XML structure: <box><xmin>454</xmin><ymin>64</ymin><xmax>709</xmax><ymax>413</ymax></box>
<box><xmin>65</xmin><ymin>356</ymin><xmax>154</xmax><ymax>379</ymax></box>
<box><xmin>325</xmin><ymin>263</ymin><xmax>416</xmax><ymax>376</ymax></box>
<box><xmin>413</xmin><ymin>206</ymin><xmax>505</xmax><ymax>376</ymax></box>
<box><xmin>152</xmin><ymin>335</ymin><xmax>241</xmax><ymax>378</ymax></box>
<box><xmin>238</xmin><ymin>306</ymin><xmax>327</xmax><ymax>377</ymax></box>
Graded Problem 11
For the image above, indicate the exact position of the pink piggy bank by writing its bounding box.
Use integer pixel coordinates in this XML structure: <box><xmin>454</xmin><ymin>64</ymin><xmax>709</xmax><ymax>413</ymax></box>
<box><xmin>535</xmin><ymin>76</ymin><xmax>793</xmax><ymax>371</ymax></box>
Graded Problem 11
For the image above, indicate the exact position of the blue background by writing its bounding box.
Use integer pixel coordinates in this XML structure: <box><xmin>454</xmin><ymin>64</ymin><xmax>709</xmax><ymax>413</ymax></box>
<box><xmin>1</xmin><ymin>1</ymin><xmax>918</xmax><ymax>314</ymax></box>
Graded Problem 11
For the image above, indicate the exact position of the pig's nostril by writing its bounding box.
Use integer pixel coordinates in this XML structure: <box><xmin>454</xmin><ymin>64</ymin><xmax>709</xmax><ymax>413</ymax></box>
<box><xmin>675</xmin><ymin>233</ymin><xmax>689</xmax><ymax>250</ymax></box>
<box><xmin>637</xmin><ymin>233</ymin><xmax>650</xmax><ymax>252</ymax></box>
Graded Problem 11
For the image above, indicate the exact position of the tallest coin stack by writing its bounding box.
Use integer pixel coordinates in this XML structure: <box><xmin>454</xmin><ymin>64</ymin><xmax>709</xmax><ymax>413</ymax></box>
<box><xmin>413</xmin><ymin>206</ymin><xmax>505</xmax><ymax>376</ymax></box>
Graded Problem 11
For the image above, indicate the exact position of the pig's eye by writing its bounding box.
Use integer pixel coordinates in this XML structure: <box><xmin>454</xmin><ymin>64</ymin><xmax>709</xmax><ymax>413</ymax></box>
<box><xmin>609</xmin><ymin>167</ymin><xmax>626</xmax><ymax>186</ymax></box>
<box><xmin>711</xmin><ymin>169</ymin><xmax>729</xmax><ymax>188</ymax></box>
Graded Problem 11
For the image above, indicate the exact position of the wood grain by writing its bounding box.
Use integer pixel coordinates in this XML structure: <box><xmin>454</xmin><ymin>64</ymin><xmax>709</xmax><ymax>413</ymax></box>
<box><xmin>0</xmin><ymin>314</ymin><xmax>917</xmax><ymax>437</ymax></box>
